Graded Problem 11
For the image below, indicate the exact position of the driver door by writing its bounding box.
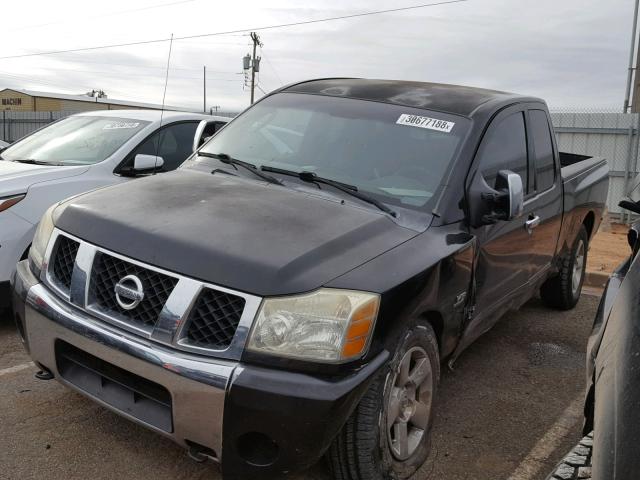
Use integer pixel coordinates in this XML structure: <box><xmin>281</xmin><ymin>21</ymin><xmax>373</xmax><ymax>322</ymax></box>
<box><xmin>467</xmin><ymin>106</ymin><xmax>538</xmax><ymax>327</ymax></box>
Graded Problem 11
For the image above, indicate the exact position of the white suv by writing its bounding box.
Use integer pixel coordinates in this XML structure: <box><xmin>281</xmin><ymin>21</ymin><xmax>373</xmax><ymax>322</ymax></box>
<box><xmin>0</xmin><ymin>109</ymin><xmax>228</xmax><ymax>311</ymax></box>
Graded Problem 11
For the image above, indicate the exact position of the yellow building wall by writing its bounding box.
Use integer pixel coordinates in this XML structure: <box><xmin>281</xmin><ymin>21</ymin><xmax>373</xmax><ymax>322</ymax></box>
<box><xmin>0</xmin><ymin>89</ymin><xmax>160</xmax><ymax>112</ymax></box>
<box><xmin>59</xmin><ymin>99</ymin><xmax>108</xmax><ymax>111</ymax></box>
<box><xmin>0</xmin><ymin>90</ymin><xmax>34</xmax><ymax>111</ymax></box>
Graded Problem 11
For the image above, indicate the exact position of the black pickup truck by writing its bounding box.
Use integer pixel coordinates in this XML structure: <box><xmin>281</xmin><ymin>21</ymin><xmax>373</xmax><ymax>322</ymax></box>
<box><xmin>11</xmin><ymin>79</ymin><xmax>608</xmax><ymax>479</ymax></box>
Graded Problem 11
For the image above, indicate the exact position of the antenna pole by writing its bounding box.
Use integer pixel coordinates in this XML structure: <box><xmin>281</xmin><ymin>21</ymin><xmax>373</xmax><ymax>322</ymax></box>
<box><xmin>155</xmin><ymin>33</ymin><xmax>174</xmax><ymax>174</ymax></box>
<box><xmin>203</xmin><ymin>65</ymin><xmax>206</xmax><ymax>113</ymax></box>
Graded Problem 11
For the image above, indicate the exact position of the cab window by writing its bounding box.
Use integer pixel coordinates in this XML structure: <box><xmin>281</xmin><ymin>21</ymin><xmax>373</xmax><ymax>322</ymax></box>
<box><xmin>477</xmin><ymin>111</ymin><xmax>528</xmax><ymax>193</ymax></box>
<box><xmin>529</xmin><ymin>110</ymin><xmax>556</xmax><ymax>192</ymax></box>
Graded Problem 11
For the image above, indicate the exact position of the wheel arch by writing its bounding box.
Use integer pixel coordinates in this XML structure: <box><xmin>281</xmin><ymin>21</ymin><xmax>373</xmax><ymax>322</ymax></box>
<box><xmin>418</xmin><ymin>310</ymin><xmax>444</xmax><ymax>353</ymax></box>
<box><xmin>583</xmin><ymin>211</ymin><xmax>596</xmax><ymax>240</ymax></box>
<box><xmin>20</xmin><ymin>244</ymin><xmax>31</xmax><ymax>261</ymax></box>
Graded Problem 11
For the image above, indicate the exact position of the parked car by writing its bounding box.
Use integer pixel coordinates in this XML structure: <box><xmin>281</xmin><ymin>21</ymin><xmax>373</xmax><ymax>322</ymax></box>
<box><xmin>547</xmin><ymin>186</ymin><xmax>640</xmax><ymax>480</ymax></box>
<box><xmin>0</xmin><ymin>110</ymin><xmax>228</xmax><ymax>314</ymax></box>
<box><xmin>11</xmin><ymin>79</ymin><xmax>608</xmax><ymax>479</ymax></box>
<box><xmin>577</xmin><ymin>185</ymin><xmax>640</xmax><ymax>480</ymax></box>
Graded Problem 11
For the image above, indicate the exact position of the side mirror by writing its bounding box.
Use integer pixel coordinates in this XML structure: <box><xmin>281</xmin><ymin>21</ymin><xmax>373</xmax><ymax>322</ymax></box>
<box><xmin>469</xmin><ymin>169</ymin><xmax>523</xmax><ymax>227</ymax></box>
<box><xmin>496</xmin><ymin>170</ymin><xmax>524</xmax><ymax>221</ymax></box>
<box><xmin>133</xmin><ymin>154</ymin><xmax>164</xmax><ymax>172</ymax></box>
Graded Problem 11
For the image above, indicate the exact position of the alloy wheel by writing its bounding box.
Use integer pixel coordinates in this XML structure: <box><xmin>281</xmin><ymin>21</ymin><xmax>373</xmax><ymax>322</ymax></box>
<box><xmin>386</xmin><ymin>346</ymin><xmax>434</xmax><ymax>461</ymax></box>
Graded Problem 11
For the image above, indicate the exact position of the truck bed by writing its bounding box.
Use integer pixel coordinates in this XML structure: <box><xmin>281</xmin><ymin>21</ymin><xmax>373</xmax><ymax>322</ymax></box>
<box><xmin>560</xmin><ymin>152</ymin><xmax>608</xmax><ymax>183</ymax></box>
<box><xmin>557</xmin><ymin>152</ymin><xmax>609</xmax><ymax>257</ymax></box>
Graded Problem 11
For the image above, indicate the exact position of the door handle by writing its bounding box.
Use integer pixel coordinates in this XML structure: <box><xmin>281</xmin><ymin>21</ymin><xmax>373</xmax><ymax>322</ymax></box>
<box><xmin>525</xmin><ymin>215</ymin><xmax>541</xmax><ymax>234</ymax></box>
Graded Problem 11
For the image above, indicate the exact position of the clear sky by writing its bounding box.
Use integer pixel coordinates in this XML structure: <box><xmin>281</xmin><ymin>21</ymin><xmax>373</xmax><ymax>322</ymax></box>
<box><xmin>0</xmin><ymin>0</ymin><xmax>635</xmax><ymax>112</ymax></box>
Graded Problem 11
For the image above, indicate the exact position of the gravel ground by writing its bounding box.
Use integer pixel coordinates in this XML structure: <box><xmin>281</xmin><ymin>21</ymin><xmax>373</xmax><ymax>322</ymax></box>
<box><xmin>0</xmin><ymin>294</ymin><xmax>599</xmax><ymax>480</ymax></box>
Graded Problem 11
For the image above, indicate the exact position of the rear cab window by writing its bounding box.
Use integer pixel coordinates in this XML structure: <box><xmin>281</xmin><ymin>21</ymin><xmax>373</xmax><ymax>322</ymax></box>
<box><xmin>528</xmin><ymin>109</ymin><xmax>556</xmax><ymax>192</ymax></box>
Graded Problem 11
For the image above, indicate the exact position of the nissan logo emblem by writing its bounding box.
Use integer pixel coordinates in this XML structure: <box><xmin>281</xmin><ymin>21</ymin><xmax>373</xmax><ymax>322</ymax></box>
<box><xmin>114</xmin><ymin>274</ymin><xmax>145</xmax><ymax>310</ymax></box>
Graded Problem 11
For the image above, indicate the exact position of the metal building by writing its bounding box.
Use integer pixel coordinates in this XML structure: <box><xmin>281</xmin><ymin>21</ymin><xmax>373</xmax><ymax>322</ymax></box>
<box><xmin>0</xmin><ymin>88</ymin><xmax>190</xmax><ymax>112</ymax></box>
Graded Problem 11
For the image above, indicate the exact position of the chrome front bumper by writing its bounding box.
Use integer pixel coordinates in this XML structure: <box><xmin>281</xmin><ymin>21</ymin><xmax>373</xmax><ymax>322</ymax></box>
<box><xmin>12</xmin><ymin>259</ymin><xmax>236</xmax><ymax>458</ymax></box>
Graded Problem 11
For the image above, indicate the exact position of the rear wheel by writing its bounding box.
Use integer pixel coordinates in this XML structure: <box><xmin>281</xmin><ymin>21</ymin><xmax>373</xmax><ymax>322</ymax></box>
<box><xmin>328</xmin><ymin>321</ymin><xmax>440</xmax><ymax>480</ymax></box>
<box><xmin>540</xmin><ymin>225</ymin><xmax>588</xmax><ymax>310</ymax></box>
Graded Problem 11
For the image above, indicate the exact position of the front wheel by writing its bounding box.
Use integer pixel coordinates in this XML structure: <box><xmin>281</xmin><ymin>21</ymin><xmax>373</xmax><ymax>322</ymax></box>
<box><xmin>327</xmin><ymin>321</ymin><xmax>440</xmax><ymax>480</ymax></box>
<box><xmin>540</xmin><ymin>225</ymin><xmax>588</xmax><ymax>310</ymax></box>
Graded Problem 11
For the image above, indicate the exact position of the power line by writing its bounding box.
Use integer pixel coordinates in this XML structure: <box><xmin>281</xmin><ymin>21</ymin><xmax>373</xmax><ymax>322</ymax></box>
<box><xmin>0</xmin><ymin>70</ymin><xmax>108</xmax><ymax>93</ymax></box>
<box><xmin>261</xmin><ymin>51</ymin><xmax>284</xmax><ymax>85</ymax></box>
<box><xmin>0</xmin><ymin>0</ymin><xmax>467</xmax><ymax>60</ymax></box>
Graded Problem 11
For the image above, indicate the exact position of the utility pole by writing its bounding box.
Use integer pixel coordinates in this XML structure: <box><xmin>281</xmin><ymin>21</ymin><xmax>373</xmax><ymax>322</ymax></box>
<box><xmin>249</xmin><ymin>32</ymin><xmax>262</xmax><ymax>104</ymax></box>
<box><xmin>633</xmin><ymin>30</ymin><xmax>640</xmax><ymax>113</ymax></box>
<box><xmin>624</xmin><ymin>0</ymin><xmax>640</xmax><ymax>112</ymax></box>
<box><xmin>203</xmin><ymin>66</ymin><xmax>207</xmax><ymax>113</ymax></box>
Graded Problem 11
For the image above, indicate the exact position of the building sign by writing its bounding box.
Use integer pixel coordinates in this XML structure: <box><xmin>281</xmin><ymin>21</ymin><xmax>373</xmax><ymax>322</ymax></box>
<box><xmin>1</xmin><ymin>98</ymin><xmax>22</xmax><ymax>106</ymax></box>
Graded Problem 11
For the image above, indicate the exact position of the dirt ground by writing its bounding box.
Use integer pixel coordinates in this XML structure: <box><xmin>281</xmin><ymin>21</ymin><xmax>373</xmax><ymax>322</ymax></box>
<box><xmin>587</xmin><ymin>222</ymin><xmax>629</xmax><ymax>275</ymax></box>
<box><xmin>0</xmin><ymin>295</ymin><xmax>599</xmax><ymax>480</ymax></box>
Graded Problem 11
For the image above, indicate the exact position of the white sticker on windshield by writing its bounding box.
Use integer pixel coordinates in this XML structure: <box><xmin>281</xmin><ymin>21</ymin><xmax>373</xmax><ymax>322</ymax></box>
<box><xmin>396</xmin><ymin>114</ymin><xmax>454</xmax><ymax>133</ymax></box>
<box><xmin>103</xmin><ymin>122</ymin><xmax>140</xmax><ymax>130</ymax></box>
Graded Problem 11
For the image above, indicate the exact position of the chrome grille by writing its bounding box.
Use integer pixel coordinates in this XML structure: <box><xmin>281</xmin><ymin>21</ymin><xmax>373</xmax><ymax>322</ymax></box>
<box><xmin>88</xmin><ymin>252</ymin><xmax>178</xmax><ymax>328</ymax></box>
<box><xmin>51</xmin><ymin>236</ymin><xmax>80</xmax><ymax>292</ymax></box>
<box><xmin>42</xmin><ymin>229</ymin><xmax>261</xmax><ymax>360</ymax></box>
<box><xmin>185</xmin><ymin>289</ymin><xmax>246</xmax><ymax>349</ymax></box>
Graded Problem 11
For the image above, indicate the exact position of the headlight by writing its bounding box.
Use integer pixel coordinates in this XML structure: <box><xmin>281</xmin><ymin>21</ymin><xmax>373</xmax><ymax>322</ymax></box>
<box><xmin>29</xmin><ymin>203</ymin><xmax>57</xmax><ymax>274</ymax></box>
<box><xmin>247</xmin><ymin>288</ymin><xmax>380</xmax><ymax>363</ymax></box>
<box><xmin>0</xmin><ymin>193</ymin><xmax>25</xmax><ymax>212</ymax></box>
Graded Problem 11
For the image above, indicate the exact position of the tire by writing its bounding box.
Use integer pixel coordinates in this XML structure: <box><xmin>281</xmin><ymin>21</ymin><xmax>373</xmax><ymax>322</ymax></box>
<box><xmin>545</xmin><ymin>432</ymin><xmax>592</xmax><ymax>480</ymax></box>
<box><xmin>540</xmin><ymin>225</ymin><xmax>588</xmax><ymax>310</ymax></box>
<box><xmin>328</xmin><ymin>321</ymin><xmax>440</xmax><ymax>480</ymax></box>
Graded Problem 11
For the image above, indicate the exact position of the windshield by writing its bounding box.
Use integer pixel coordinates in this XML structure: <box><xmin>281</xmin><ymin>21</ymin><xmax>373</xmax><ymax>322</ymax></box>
<box><xmin>196</xmin><ymin>92</ymin><xmax>469</xmax><ymax>211</ymax></box>
<box><xmin>1</xmin><ymin>116</ymin><xmax>150</xmax><ymax>166</ymax></box>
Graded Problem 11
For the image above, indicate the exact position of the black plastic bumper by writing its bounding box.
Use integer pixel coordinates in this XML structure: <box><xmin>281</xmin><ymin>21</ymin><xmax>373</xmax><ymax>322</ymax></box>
<box><xmin>222</xmin><ymin>351</ymin><xmax>389</xmax><ymax>479</ymax></box>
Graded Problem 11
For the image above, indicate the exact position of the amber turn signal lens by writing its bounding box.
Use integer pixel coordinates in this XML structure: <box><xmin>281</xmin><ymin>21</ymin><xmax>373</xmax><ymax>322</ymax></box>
<box><xmin>341</xmin><ymin>298</ymin><xmax>379</xmax><ymax>360</ymax></box>
<box><xmin>342</xmin><ymin>336</ymin><xmax>367</xmax><ymax>358</ymax></box>
<box><xmin>0</xmin><ymin>194</ymin><xmax>25</xmax><ymax>212</ymax></box>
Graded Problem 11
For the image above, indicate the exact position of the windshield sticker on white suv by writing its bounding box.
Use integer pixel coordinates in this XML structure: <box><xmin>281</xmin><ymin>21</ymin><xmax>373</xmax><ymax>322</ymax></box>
<box><xmin>396</xmin><ymin>114</ymin><xmax>455</xmax><ymax>133</ymax></box>
<box><xmin>103</xmin><ymin>122</ymin><xmax>140</xmax><ymax>130</ymax></box>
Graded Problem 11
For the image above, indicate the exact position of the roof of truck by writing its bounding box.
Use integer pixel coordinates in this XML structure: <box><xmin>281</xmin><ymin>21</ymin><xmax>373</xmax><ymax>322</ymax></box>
<box><xmin>283</xmin><ymin>78</ymin><xmax>544</xmax><ymax>117</ymax></box>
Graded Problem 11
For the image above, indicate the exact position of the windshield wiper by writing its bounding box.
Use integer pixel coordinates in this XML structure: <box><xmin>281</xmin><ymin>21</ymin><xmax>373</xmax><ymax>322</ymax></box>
<box><xmin>198</xmin><ymin>152</ymin><xmax>282</xmax><ymax>185</ymax></box>
<box><xmin>261</xmin><ymin>166</ymin><xmax>397</xmax><ymax>218</ymax></box>
<box><xmin>11</xmin><ymin>159</ymin><xmax>64</xmax><ymax>166</ymax></box>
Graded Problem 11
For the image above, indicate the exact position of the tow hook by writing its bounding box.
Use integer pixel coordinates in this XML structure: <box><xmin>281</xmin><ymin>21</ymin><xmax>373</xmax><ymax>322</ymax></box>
<box><xmin>34</xmin><ymin>369</ymin><xmax>54</xmax><ymax>380</ymax></box>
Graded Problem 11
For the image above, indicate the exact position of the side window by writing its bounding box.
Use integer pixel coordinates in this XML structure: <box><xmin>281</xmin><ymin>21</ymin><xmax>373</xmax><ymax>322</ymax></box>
<box><xmin>197</xmin><ymin>121</ymin><xmax>226</xmax><ymax>148</ymax></box>
<box><xmin>133</xmin><ymin>122</ymin><xmax>198</xmax><ymax>171</ymax></box>
<box><xmin>477</xmin><ymin>111</ymin><xmax>528</xmax><ymax>192</ymax></box>
<box><xmin>529</xmin><ymin>110</ymin><xmax>555</xmax><ymax>192</ymax></box>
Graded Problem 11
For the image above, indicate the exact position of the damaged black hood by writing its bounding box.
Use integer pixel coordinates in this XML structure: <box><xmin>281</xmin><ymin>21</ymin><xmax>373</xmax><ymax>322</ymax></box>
<box><xmin>55</xmin><ymin>170</ymin><xmax>420</xmax><ymax>296</ymax></box>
